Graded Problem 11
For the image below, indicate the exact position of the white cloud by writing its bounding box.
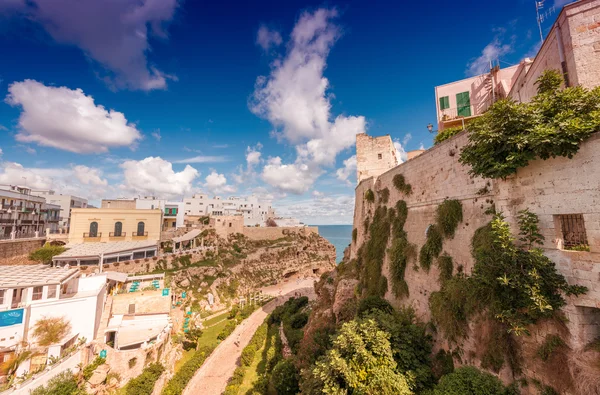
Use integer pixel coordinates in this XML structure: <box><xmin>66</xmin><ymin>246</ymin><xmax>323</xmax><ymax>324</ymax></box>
<box><xmin>0</xmin><ymin>124</ymin><xmax>8</xmax><ymax>131</ymax></box>
<box><xmin>275</xmin><ymin>193</ymin><xmax>355</xmax><ymax>225</ymax></box>
<box><xmin>246</xmin><ymin>143</ymin><xmax>263</xmax><ymax>167</ymax></box>
<box><xmin>204</xmin><ymin>171</ymin><xmax>236</xmax><ymax>195</ymax></box>
<box><xmin>335</xmin><ymin>155</ymin><xmax>356</xmax><ymax>184</ymax></box>
<box><xmin>121</xmin><ymin>156</ymin><xmax>199</xmax><ymax>197</ymax></box>
<box><xmin>250</xmin><ymin>8</ymin><xmax>366</xmax><ymax>193</ymax></box>
<box><xmin>256</xmin><ymin>25</ymin><xmax>282</xmax><ymax>51</ymax></box>
<box><xmin>402</xmin><ymin>133</ymin><xmax>412</xmax><ymax>146</ymax></box>
<box><xmin>5</xmin><ymin>80</ymin><xmax>142</xmax><ymax>153</ymax></box>
<box><xmin>72</xmin><ymin>165</ymin><xmax>108</xmax><ymax>186</ymax></box>
<box><xmin>151</xmin><ymin>130</ymin><xmax>161</xmax><ymax>141</ymax></box>
<box><xmin>467</xmin><ymin>36</ymin><xmax>512</xmax><ymax>76</ymax></box>
<box><xmin>393</xmin><ymin>139</ymin><xmax>408</xmax><ymax>162</ymax></box>
<box><xmin>173</xmin><ymin>156</ymin><xmax>229</xmax><ymax>164</ymax></box>
<box><xmin>261</xmin><ymin>157</ymin><xmax>322</xmax><ymax>194</ymax></box>
<box><xmin>9</xmin><ymin>0</ymin><xmax>179</xmax><ymax>91</ymax></box>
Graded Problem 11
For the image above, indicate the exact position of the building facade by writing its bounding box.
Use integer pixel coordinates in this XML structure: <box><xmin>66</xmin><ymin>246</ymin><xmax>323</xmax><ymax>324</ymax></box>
<box><xmin>183</xmin><ymin>194</ymin><xmax>274</xmax><ymax>227</ymax></box>
<box><xmin>0</xmin><ymin>185</ymin><xmax>48</xmax><ymax>239</ymax></box>
<box><xmin>32</xmin><ymin>190</ymin><xmax>88</xmax><ymax>230</ymax></box>
<box><xmin>68</xmin><ymin>208</ymin><xmax>162</xmax><ymax>244</ymax></box>
<box><xmin>355</xmin><ymin>133</ymin><xmax>400</xmax><ymax>183</ymax></box>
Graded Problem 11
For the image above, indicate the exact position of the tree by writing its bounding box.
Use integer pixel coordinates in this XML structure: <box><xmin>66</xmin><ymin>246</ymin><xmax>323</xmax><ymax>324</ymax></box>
<box><xmin>31</xmin><ymin>370</ymin><xmax>85</xmax><ymax>395</ymax></box>
<box><xmin>433</xmin><ymin>366</ymin><xmax>511</xmax><ymax>395</ymax></box>
<box><xmin>304</xmin><ymin>319</ymin><xmax>413</xmax><ymax>395</ymax></box>
<box><xmin>29</xmin><ymin>244</ymin><xmax>66</xmax><ymax>264</ymax></box>
<box><xmin>32</xmin><ymin>316</ymin><xmax>71</xmax><ymax>349</ymax></box>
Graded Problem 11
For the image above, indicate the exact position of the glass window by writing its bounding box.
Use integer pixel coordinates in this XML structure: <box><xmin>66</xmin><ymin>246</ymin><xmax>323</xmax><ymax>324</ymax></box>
<box><xmin>118</xmin><ymin>255</ymin><xmax>132</xmax><ymax>262</ymax></box>
<box><xmin>47</xmin><ymin>286</ymin><xmax>57</xmax><ymax>299</ymax></box>
<box><xmin>146</xmin><ymin>250</ymin><xmax>155</xmax><ymax>258</ymax></box>
<box><xmin>114</xmin><ymin>221</ymin><xmax>122</xmax><ymax>237</ymax></box>
<box><xmin>89</xmin><ymin>221</ymin><xmax>98</xmax><ymax>237</ymax></box>
<box><xmin>133</xmin><ymin>251</ymin><xmax>145</xmax><ymax>259</ymax></box>
<box><xmin>137</xmin><ymin>221</ymin><xmax>145</xmax><ymax>235</ymax></box>
<box><xmin>32</xmin><ymin>286</ymin><xmax>43</xmax><ymax>301</ymax></box>
<box><xmin>439</xmin><ymin>96</ymin><xmax>450</xmax><ymax>110</ymax></box>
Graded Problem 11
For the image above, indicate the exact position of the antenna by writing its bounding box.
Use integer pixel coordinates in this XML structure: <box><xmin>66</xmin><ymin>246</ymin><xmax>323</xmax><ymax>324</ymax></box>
<box><xmin>535</xmin><ymin>0</ymin><xmax>545</xmax><ymax>45</ymax></box>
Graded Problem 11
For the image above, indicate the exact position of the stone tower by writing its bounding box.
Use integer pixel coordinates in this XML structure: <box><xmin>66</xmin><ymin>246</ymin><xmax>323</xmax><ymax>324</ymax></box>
<box><xmin>356</xmin><ymin>133</ymin><xmax>399</xmax><ymax>183</ymax></box>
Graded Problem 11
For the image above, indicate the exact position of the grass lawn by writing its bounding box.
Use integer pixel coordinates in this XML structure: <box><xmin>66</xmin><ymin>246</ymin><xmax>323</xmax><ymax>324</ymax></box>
<box><xmin>197</xmin><ymin>318</ymin><xmax>230</xmax><ymax>349</ymax></box>
<box><xmin>202</xmin><ymin>311</ymin><xmax>229</xmax><ymax>327</ymax></box>
<box><xmin>238</xmin><ymin>340</ymin><xmax>266</xmax><ymax>394</ymax></box>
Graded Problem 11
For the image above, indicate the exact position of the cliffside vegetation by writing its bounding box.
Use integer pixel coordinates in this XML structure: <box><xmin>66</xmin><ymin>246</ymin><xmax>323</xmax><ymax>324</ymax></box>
<box><xmin>460</xmin><ymin>70</ymin><xmax>600</xmax><ymax>179</ymax></box>
<box><xmin>434</xmin><ymin>125</ymin><xmax>463</xmax><ymax>145</ymax></box>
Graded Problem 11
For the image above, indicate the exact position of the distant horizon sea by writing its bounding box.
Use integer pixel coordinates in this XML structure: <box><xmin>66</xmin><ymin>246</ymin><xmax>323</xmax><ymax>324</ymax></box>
<box><xmin>312</xmin><ymin>224</ymin><xmax>353</xmax><ymax>263</ymax></box>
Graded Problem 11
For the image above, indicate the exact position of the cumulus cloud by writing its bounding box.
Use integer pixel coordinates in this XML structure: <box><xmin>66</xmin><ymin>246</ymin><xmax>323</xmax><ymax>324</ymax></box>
<box><xmin>6</xmin><ymin>0</ymin><xmax>179</xmax><ymax>91</ymax></box>
<box><xmin>121</xmin><ymin>156</ymin><xmax>199</xmax><ymax>197</ymax></box>
<box><xmin>256</xmin><ymin>25</ymin><xmax>282</xmax><ymax>51</ymax></box>
<box><xmin>276</xmin><ymin>193</ymin><xmax>355</xmax><ymax>225</ymax></box>
<box><xmin>250</xmin><ymin>8</ymin><xmax>366</xmax><ymax>193</ymax></box>
<box><xmin>5</xmin><ymin>80</ymin><xmax>142</xmax><ymax>153</ymax></box>
<box><xmin>204</xmin><ymin>171</ymin><xmax>236</xmax><ymax>195</ymax></box>
<box><xmin>335</xmin><ymin>155</ymin><xmax>356</xmax><ymax>184</ymax></box>
<box><xmin>0</xmin><ymin>161</ymin><xmax>109</xmax><ymax>199</ymax></box>
<box><xmin>467</xmin><ymin>36</ymin><xmax>512</xmax><ymax>76</ymax></box>
<box><xmin>393</xmin><ymin>139</ymin><xmax>408</xmax><ymax>162</ymax></box>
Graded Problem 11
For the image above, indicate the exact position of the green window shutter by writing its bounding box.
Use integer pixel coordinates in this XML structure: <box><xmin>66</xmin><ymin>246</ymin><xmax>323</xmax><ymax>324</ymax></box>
<box><xmin>439</xmin><ymin>96</ymin><xmax>449</xmax><ymax>110</ymax></box>
<box><xmin>456</xmin><ymin>92</ymin><xmax>471</xmax><ymax>117</ymax></box>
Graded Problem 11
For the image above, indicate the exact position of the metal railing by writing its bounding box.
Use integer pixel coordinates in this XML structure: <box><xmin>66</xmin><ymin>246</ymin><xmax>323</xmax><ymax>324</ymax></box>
<box><xmin>109</xmin><ymin>232</ymin><xmax>126</xmax><ymax>237</ymax></box>
<box><xmin>133</xmin><ymin>231</ymin><xmax>148</xmax><ymax>236</ymax></box>
<box><xmin>439</xmin><ymin>105</ymin><xmax>478</xmax><ymax>122</ymax></box>
<box><xmin>83</xmin><ymin>232</ymin><xmax>102</xmax><ymax>238</ymax></box>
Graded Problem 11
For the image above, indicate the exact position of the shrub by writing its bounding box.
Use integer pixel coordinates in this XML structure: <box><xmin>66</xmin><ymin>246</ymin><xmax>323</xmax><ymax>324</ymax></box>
<box><xmin>357</xmin><ymin>295</ymin><xmax>393</xmax><ymax>316</ymax></box>
<box><xmin>83</xmin><ymin>356</ymin><xmax>105</xmax><ymax>380</ymax></box>
<box><xmin>29</xmin><ymin>244</ymin><xmax>67</xmax><ymax>264</ymax></box>
<box><xmin>217</xmin><ymin>320</ymin><xmax>238</xmax><ymax>340</ymax></box>
<box><xmin>352</xmin><ymin>228</ymin><xmax>357</xmax><ymax>243</ymax></box>
<box><xmin>128</xmin><ymin>357</ymin><xmax>137</xmax><ymax>368</ymax></box>
<box><xmin>432</xmin><ymin>349</ymin><xmax>454</xmax><ymax>380</ymax></box>
<box><xmin>161</xmin><ymin>346</ymin><xmax>215</xmax><ymax>395</ymax></box>
<box><xmin>378</xmin><ymin>187</ymin><xmax>390</xmax><ymax>204</ymax></box>
<box><xmin>437</xmin><ymin>254</ymin><xmax>453</xmax><ymax>283</ymax></box>
<box><xmin>434</xmin><ymin>125</ymin><xmax>463</xmax><ymax>145</ymax></box>
<box><xmin>270</xmin><ymin>359</ymin><xmax>299</xmax><ymax>395</ymax></box>
<box><xmin>290</xmin><ymin>312</ymin><xmax>309</xmax><ymax>329</ymax></box>
<box><xmin>388</xmin><ymin>236</ymin><xmax>416</xmax><ymax>298</ymax></box>
<box><xmin>364</xmin><ymin>189</ymin><xmax>375</xmax><ymax>203</ymax></box>
<box><xmin>419</xmin><ymin>225</ymin><xmax>443</xmax><ymax>271</ymax></box>
<box><xmin>125</xmin><ymin>363</ymin><xmax>164</xmax><ymax>395</ymax></box>
<box><xmin>537</xmin><ymin>334</ymin><xmax>567</xmax><ymax>361</ymax></box>
<box><xmin>358</xmin><ymin>206</ymin><xmax>392</xmax><ymax>296</ymax></box>
<box><xmin>433</xmin><ymin>366</ymin><xmax>510</xmax><ymax>395</ymax></box>
<box><xmin>392</xmin><ymin>174</ymin><xmax>412</xmax><ymax>195</ymax></box>
<box><xmin>31</xmin><ymin>371</ymin><xmax>83</xmax><ymax>395</ymax></box>
<box><xmin>436</xmin><ymin>199</ymin><xmax>463</xmax><ymax>238</ymax></box>
<box><xmin>241</xmin><ymin>344</ymin><xmax>256</xmax><ymax>366</ymax></box>
<box><xmin>459</xmin><ymin>70</ymin><xmax>600</xmax><ymax>179</ymax></box>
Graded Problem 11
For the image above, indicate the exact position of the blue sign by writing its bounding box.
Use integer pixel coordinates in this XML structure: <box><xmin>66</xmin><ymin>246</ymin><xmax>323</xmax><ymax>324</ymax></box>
<box><xmin>162</xmin><ymin>288</ymin><xmax>170</xmax><ymax>296</ymax></box>
<box><xmin>0</xmin><ymin>308</ymin><xmax>24</xmax><ymax>327</ymax></box>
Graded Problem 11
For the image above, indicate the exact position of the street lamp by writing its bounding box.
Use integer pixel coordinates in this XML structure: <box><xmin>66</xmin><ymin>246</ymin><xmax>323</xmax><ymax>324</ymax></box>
<box><xmin>427</xmin><ymin>123</ymin><xmax>437</xmax><ymax>133</ymax></box>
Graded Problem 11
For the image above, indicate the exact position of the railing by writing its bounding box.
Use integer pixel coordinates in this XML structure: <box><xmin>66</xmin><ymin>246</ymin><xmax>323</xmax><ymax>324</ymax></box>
<box><xmin>133</xmin><ymin>231</ymin><xmax>148</xmax><ymax>236</ymax></box>
<box><xmin>439</xmin><ymin>105</ymin><xmax>478</xmax><ymax>122</ymax></box>
<box><xmin>109</xmin><ymin>232</ymin><xmax>126</xmax><ymax>237</ymax></box>
<box><xmin>0</xmin><ymin>232</ymin><xmax>40</xmax><ymax>241</ymax></box>
<box><xmin>83</xmin><ymin>232</ymin><xmax>102</xmax><ymax>238</ymax></box>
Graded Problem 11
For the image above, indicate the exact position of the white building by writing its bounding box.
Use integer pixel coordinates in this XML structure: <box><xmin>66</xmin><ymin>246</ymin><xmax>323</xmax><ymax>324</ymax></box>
<box><xmin>183</xmin><ymin>194</ymin><xmax>274</xmax><ymax>227</ymax></box>
<box><xmin>31</xmin><ymin>190</ymin><xmax>88</xmax><ymax>230</ymax></box>
<box><xmin>134</xmin><ymin>197</ymin><xmax>185</xmax><ymax>230</ymax></box>
<box><xmin>0</xmin><ymin>265</ymin><xmax>106</xmax><ymax>378</ymax></box>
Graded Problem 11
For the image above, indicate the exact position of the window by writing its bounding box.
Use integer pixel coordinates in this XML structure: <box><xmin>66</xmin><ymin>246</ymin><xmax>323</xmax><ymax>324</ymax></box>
<box><xmin>439</xmin><ymin>96</ymin><xmax>450</xmax><ymax>110</ymax></box>
<box><xmin>137</xmin><ymin>221</ymin><xmax>145</xmax><ymax>235</ymax></box>
<box><xmin>133</xmin><ymin>251</ymin><xmax>145</xmax><ymax>259</ymax></box>
<box><xmin>146</xmin><ymin>250</ymin><xmax>156</xmax><ymax>258</ymax></box>
<box><xmin>47</xmin><ymin>286</ymin><xmax>57</xmax><ymax>299</ymax></box>
<box><xmin>378</xmin><ymin>153</ymin><xmax>382</xmax><ymax>159</ymax></box>
<box><xmin>229</xmin><ymin>222</ymin><xmax>232</xmax><ymax>227</ymax></box>
<box><xmin>0</xmin><ymin>290</ymin><xmax>4</xmax><ymax>305</ymax></box>
<box><xmin>114</xmin><ymin>221</ymin><xmax>123</xmax><ymax>237</ymax></box>
<box><xmin>558</xmin><ymin>214</ymin><xmax>588</xmax><ymax>250</ymax></box>
<box><xmin>32</xmin><ymin>286</ymin><xmax>43</xmax><ymax>301</ymax></box>
<box><xmin>456</xmin><ymin>91</ymin><xmax>471</xmax><ymax>117</ymax></box>
<box><xmin>89</xmin><ymin>221</ymin><xmax>98</xmax><ymax>237</ymax></box>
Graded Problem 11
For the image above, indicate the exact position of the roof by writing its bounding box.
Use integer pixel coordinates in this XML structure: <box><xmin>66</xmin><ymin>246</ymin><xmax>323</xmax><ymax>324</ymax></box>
<box><xmin>54</xmin><ymin>240</ymin><xmax>158</xmax><ymax>260</ymax></box>
<box><xmin>104</xmin><ymin>271</ymin><xmax>128</xmax><ymax>283</ymax></box>
<box><xmin>172</xmin><ymin>229</ymin><xmax>202</xmax><ymax>243</ymax></box>
<box><xmin>113</xmin><ymin>315</ymin><xmax>170</xmax><ymax>348</ymax></box>
<box><xmin>0</xmin><ymin>265</ymin><xmax>79</xmax><ymax>288</ymax></box>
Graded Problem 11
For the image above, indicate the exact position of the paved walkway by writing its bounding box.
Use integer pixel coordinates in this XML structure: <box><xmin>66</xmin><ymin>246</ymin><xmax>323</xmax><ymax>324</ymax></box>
<box><xmin>182</xmin><ymin>285</ymin><xmax>315</xmax><ymax>395</ymax></box>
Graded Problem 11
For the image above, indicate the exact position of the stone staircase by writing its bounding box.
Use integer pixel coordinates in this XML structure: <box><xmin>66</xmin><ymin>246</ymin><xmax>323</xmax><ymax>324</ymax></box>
<box><xmin>95</xmin><ymin>294</ymin><xmax>113</xmax><ymax>343</ymax></box>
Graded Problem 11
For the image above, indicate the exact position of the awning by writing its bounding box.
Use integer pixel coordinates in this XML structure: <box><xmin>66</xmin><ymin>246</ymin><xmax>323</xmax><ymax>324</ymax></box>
<box><xmin>172</xmin><ymin>229</ymin><xmax>202</xmax><ymax>243</ymax></box>
<box><xmin>105</xmin><ymin>271</ymin><xmax>128</xmax><ymax>283</ymax></box>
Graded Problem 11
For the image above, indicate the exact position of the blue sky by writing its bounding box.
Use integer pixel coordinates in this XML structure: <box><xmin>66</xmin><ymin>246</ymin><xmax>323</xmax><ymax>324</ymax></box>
<box><xmin>0</xmin><ymin>0</ymin><xmax>573</xmax><ymax>224</ymax></box>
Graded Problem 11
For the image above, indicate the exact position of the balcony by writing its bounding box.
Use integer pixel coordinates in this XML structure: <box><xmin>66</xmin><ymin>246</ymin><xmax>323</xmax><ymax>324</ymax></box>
<box><xmin>83</xmin><ymin>232</ymin><xmax>102</xmax><ymax>241</ymax></box>
<box><xmin>109</xmin><ymin>232</ymin><xmax>126</xmax><ymax>240</ymax></box>
<box><xmin>438</xmin><ymin>105</ymin><xmax>481</xmax><ymax>128</ymax></box>
<box><xmin>132</xmin><ymin>231</ymin><xmax>148</xmax><ymax>240</ymax></box>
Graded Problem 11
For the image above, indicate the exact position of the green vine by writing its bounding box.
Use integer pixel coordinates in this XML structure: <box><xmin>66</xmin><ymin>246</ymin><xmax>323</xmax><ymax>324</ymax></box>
<box><xmin>392</xmin><ymin>174</ymin><xmax>412</xmax><ymax>195</ymax></box>
<box><xmin>419</xmin><ymin>225</ymin><xmax>443</xmax><ymax>271</ymax></box>
<box><xmin>365</xmin><ymin>189</ymin><xmax>375</xmax><ymax>203</ymax></box>
<box><xmin>358</xmin><ymin>206</ymin><xmax>392</xmax><ymax>297</ymax></box>
<box><xmin>437</xmin><ymin>254</ymin><xmax>453</xmax><ymax>284</ymax></box>
<box><xmin>436</xmin><ymin>199</ymin><xmax>463</xmax><ymax>238</ymax></box>
<box><xmin>388</xmin><ymin>236</ymin><xmax>416</xmax><ymax>298</ymax></box>
<box><xmin>460</xmin><ymin>70</ymin><xmax>600</xmax><ymax>179</ymax></box>
<box><xmin>378</xmin><ymin>187</ymin><xmax>390</xmax><ymax>204</ymax></box>
<box><xmin>434</xmin><ymin>126</ymin><xmax>464</xmax><ymax>145</ymax></box>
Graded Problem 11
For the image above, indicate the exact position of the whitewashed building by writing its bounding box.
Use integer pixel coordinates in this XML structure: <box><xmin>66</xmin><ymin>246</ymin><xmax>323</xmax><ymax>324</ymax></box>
<box><xmin>183</xmin><ymin>194</ymin><xmax>274</xmax><ymax>226</ymax></box>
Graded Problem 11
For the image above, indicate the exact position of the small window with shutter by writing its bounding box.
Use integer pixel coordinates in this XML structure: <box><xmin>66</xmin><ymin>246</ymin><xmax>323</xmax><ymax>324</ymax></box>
<box><xmin>439</xmin><ymin>96</ymin><xmax>450</xmax><ymax>110</ymax></box>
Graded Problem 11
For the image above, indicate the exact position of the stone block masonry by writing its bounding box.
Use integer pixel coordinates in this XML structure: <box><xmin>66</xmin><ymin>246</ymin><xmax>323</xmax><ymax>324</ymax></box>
<box><xmin>356</xmin><ymin>133</ymin><xmax>399</xmax><ymax>182</ymax></box>
<box><xmin>352</xmin><ymin>131</ymin><xmax>600</xmax><ymax>352</ymax></box>
<box><xmin>0</xmin><ymin>238</ymin><xmax>45</xmax><ymax>261</ymax></box>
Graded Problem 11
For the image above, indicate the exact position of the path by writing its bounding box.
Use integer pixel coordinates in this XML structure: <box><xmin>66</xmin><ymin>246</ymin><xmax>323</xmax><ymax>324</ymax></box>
<box><xmin>182</xmin><ymin>283</ymin><xmax>316</xmax><ymax>395</ymax></box>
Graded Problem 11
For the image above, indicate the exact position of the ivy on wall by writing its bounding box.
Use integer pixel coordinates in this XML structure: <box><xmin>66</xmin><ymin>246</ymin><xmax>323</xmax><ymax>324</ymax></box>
<box><xmin>392</xmin><ymin>174</ymin><xmax>412</xmax><ymax>195</ymax></box>
<box><xmin>459</xmin><ymin>70</ymin><xmax>600</xmax><ymax>179</ymax></box>
<box><xmin>365</xmin><ymin>189</ymin><xmax>375</xmax><ymax>203</ymax></box>
<box><xmin>434</xmin><ymin>126</ymin><xmax>464</xmax><ymax>145</ymax></box>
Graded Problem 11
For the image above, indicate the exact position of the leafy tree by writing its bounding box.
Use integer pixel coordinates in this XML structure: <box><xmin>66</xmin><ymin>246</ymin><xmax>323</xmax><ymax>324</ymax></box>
<box><xmin>517</xmin><ymin>208</ymin><xmax>544</xmax><ymax>249</ymax></box>
<box><xmin>31</xmin><ymin>370</ymin><xmax>85</xmax><ymax>395</ymax></box>
<box><xmin>434</xmin><ymin>126</ymin><xmax>464</xmax><ymax>145</ymax></box>
<box><xmin>433</xmin><ymin>366</ymin><xmax>512</xmax><ymax>395</ymax></box>
<box><xmin>32</xmin><ymin>316</ymin><xmax>71</xmax><ymax>348</ymax></box>
<box><xmin>29</xmin><ymin>245</ymin><xmax>66</xmax><ymax>264</ymax></box>
<box><xmin>269</xmin><ymin>359</ymin><xmax>299</xmax><ymax>395</ymax></box>
<box><xmin>460</xmin><ymin>69</ymin><xmax>600</xmax><ymax>179</ymax></box>
<box><xmin>305</xmin><ymin>319</ymin><xmax>413</xmax><ymax>394</ymax></box>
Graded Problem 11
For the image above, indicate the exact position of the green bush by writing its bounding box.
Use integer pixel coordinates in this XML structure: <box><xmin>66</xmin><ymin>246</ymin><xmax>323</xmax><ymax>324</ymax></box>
<box><xmin>378</xmin><ymin>187</ymin><xmax>390</xmax><ymax>204</ymax></box>
<box><xmin>83</xmin><ymin>356</ymin><xmax>105</xmax><ymax>380</ymax></box>
<box><xmin>536</xmin><ymin>334</ymin><xmax>566</xmax><ymax>361</ymax></box>
<box><xmin>289</xmin><ymin>312</ymin><xmax>309</xmax><ymax>329</ymax></box>
<box><xmin>270</xmin><ymin>359</ymin><xmax>299</xmax><ymax>395</ymax></box>
<box><xmin>162</xmin><ymin>346</ymin><xmax>215</xmax><ymax>395</ymax></box>
<box><xmin>434</xmin><ymin>125</ymin><xmax>463</xmax><ymax>145</ymax></box>
<box><xmin>459</xmin><ymin>70</ymin><xmax>600</xmax><ymax>179</ymax></box>
<box><xmin>125</xmin><ymin>363</ymin><xmax>164</xmax><ymax>395</ymax></box>
<box><xmin>436</xmin><ymin>199</ymin><xmax>463</xmax><ymax>238</ymax></box>
<box><xmin>433</xmin><ymin>366</ymin><xmax>511</xmax><ymax>395</ymax></box>
<box><xmin>437</xmin><ymin>254</ymin><xmax>453</xmax><ymax>283</ymax></box>
<box><xmin>357</xmin><ymin>295</ymin><xmax>393</xmax><ymax>316</ymax></box>
<box><xmin>388</xmin><ymin>236</ymin><xmax>415</xmax><ymax>298</ymax></box>
<box><xmin>419</xmin><ymin>225</ymin><xmax>443</xmax><ymax>271</ymax></box>
<box><xmin>31</xmin><ymin>371</ymin><xmax>84</xmax><ymax>395</ymax></box>
<box><xmin>217</xmin><ymin>320</ymin><xmax>238</xmax><ymax>340</ymax></box>
<box><xmin>241</xmin><ymin>344</ymin><xmax>256</xmax><ymax>366</ymax></box>
<box><xmin>29</xmin><ymin>244</ymin><xmax>66</xmax><ymax>264</ymax></box>
<box><xmin>392</xmin><ymin>174</ymin><xmax>412</xmax><ymax>195</ymax></box>
<box><xmin>358</xmin><ymin>206</ymin><xmax>392</xmax><ymax>296</ymax></box>
<box><xmin>364</xmin><ymin>189</ymin><xmax>375</xmax><ymax>203</ymax></box>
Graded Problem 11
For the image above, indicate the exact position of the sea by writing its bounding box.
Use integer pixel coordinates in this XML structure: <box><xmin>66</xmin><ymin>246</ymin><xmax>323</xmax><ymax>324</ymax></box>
<box><xmin>314</xmin><ymin>225</ymin><xmax>353</xmax><ymax>264</ymax></box>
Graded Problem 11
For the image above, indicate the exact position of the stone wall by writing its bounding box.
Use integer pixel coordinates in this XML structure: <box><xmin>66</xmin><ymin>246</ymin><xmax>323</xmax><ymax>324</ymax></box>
<box><xmin>0</xmin><ymin>238</ymin><xmax>45</xmax><ymax>260</ymax></box>
<box><xmin>351</xmin><ymin>131</ymin><xmax>600</xmax><ymax>353</ymax></box>
<box><xmin>356</xmin><ymin>133</ymin><xmax>399</xmax><ymax>182</ymax></box>
<box><xmin>241</xmin><ymin>226</ymin><xmax>318</xmax><ymax>241</ymax></box>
